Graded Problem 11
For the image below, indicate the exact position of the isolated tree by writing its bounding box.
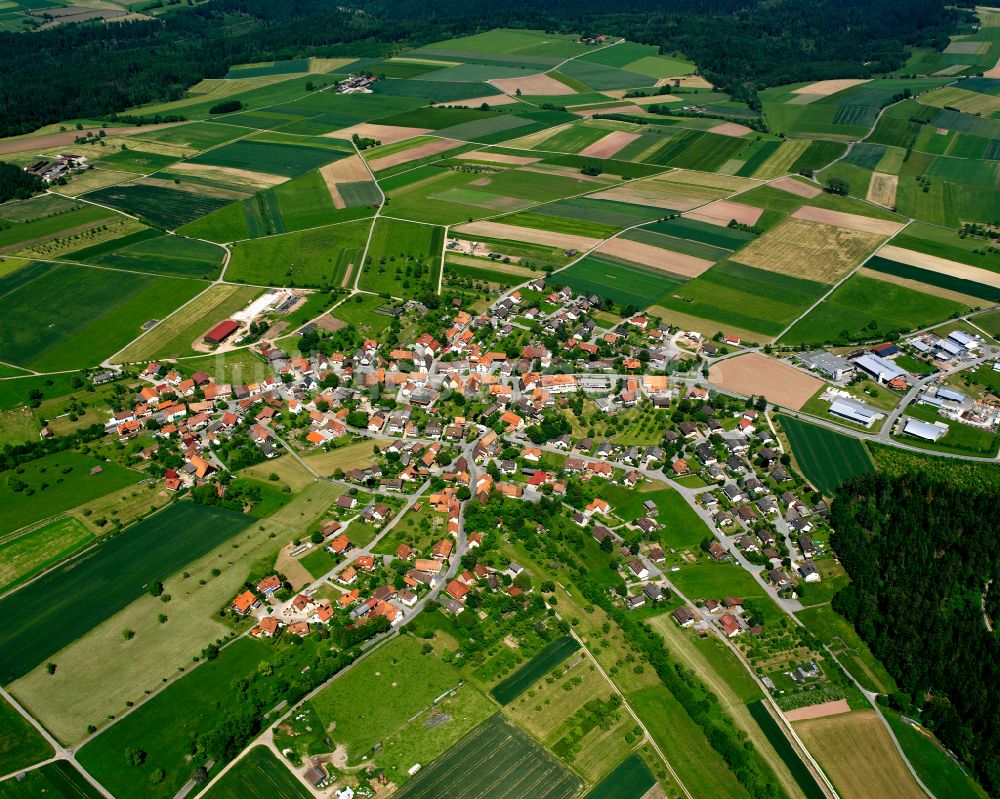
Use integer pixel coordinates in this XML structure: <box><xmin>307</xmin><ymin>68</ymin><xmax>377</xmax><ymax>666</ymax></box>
<box><xmin>824</xmin><ymin>176</ymin><xmax>850</xmax><ymax>196</ymax></box>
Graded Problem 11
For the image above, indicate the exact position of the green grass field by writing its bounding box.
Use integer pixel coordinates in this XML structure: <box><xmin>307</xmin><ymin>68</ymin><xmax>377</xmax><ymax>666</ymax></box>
<box><xmin>84</xmin><ymin>183</ymin><xmax>231</xmax><ymax>230</ymax></box>
<box><xmin>67</xmin><ymin>229</ymin><xmax>225</xmax><ymax>279</ymax></box>
<box><xmin>0</xmin><ymin>502</ymin><xmax>253</xmax><ymax>682</ymax></box>
<box><xmin>202</xmin><ymin>747</ymin><xmax>309</xmax><ymax>799</ymax></box>
<box><xmin>0</xmin><ymin>203</ymin><xmax>115</xmax><ymax>252</ymax></box>
<box><xmin>490</xmin><ymin>636</ymin><xmax>581</xmax><ymax>705</ymax></box>
<box><xmin>0</xmin><ymin>451</ymin><xmax>142</xmax><ymax>537</ymax></box>
<box><xmin>226</xmin><ymin>219</ymin><xmax>371</xmax><ymax>286</ymax></box>
<box><xmin>781</xmin><ymin>273</ymin><xmax>968</xmax><ymax>346</ymax></box>
<box><xmin>0</xmin><ymin>261</ymin><xmax>204</xmax><ymax>370</ymax></box>
<box><xmin>310</xmin><ymin>635</ymin><xmax>462</xmax><ymax>762</ymax></box>
<box><xmin>185</xmin><ymin>138</ymin><xmax>348</xmax><ymax>177</ymax></box>
<box><xmin>0</xmin><ymin>761</ymin><xmax>102</xmax><ymax>799</ymax></box>
<box><xmin>0</xmin><ymin>516</ymin><xmax>96</xmax><ymax>595</ymax></box>
<box><xmin>583</xmin><ymin>753</ymin><xmax>656</xmax><ymax>799</ymax></box>
<box><xmin>778</xmin><ymin>414</ymin><xmax>874</xmax><ymax>496</ymax></box>
<box><xmin>392</xmin><ymin>713</ymin><xmax>581</xmax><ymax>799</ymax></box>
<box><xmin>0</xmin><ymin>694</ymin><xmax>52</xmax><ymax>775</ymax></box>
<box><xmin>796</xmin><ymin>604</ymin><xmax>896</xmax><ymax>695</ymax></box>
<box><xmin>359</xmin><ymin>218</ymin><xmax>443</xmax><ymax>297</ymax></box>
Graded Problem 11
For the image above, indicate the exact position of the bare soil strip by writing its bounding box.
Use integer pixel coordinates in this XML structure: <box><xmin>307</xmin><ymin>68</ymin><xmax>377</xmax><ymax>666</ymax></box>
<box><xmin>792</xmin><ymin>78</ymin><xmax>871</xmax><ymax>95</ymax></box>
<box><xmin>707</xmin><ymin>122</ymin><xmax>752</xmax><ymax>137</ymax></box>
<box><xmin>329</xmin><ymin>123</ymin><xmax>431</xmax><ymax>145</ymax></box>
<box><xmin>769</xmin><ymin>176</ymin><xmax>822</xmax><ymax>198</ymax></box>
<box><xmin>878</xmin><ymin>244</ymin><xmax>1000</xmax><ymax>289</ymax></box>
<box><xmin>784</xmin><ymin>700</ymin><xmax>852</xmax><ymax>721</ymax></box>
<box><xmin>579</xmin><ymin>130</ymin><xmax>641</xmax><ymax>158</ymax></box>
<box><xmin>491</xmin><ymin>73</ymin><xmax>577</xmax><ymax>96</ymax></box>
<box><xmin>687</xmin><ymin>199</ymin><xmax>764</xmax><ymax>226</ymax></box>
<box><xmin>456</xmin><ymin>150</ymin><xmax>540</xmax><ymax>165</ymax></box>
<box><xmin>791</xmin><ymin>205</ymin><xmax>905</xmax><ymax>236</ymax></box>
<box><xmin>597</xmin><ymin>237</ymin><xmax>713</xmax><ymax>278</ymax></box>
<box><xmin>708</xmin><ymin>353</ymin><xmax>823</xmax><ymax>409</ymax></box>
<box><xmin>366</xmin><ymin>138</ymin><xmax>464</xmax><ymax>171</ymax></box>
<box><xmin>985</xmin><ymin>56</ymin><xmax>1000</xmax><ymax>78</ymax></box>
<box><xmin>454</xmin><ymin>220</ymin><xmax>600</xmax><ymax>250</ymax></box>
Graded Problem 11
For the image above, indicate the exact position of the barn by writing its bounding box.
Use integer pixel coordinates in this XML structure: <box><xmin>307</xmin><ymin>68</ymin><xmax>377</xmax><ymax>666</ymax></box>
<box><xmin>204</xmin><ymin>320</ymin><xmax>239</xmax><ymax>345</ymax></box>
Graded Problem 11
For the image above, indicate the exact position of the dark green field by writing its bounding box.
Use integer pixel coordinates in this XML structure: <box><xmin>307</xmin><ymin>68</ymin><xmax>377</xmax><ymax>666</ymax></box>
<box><xmin>490</xmin><ymin>635</ymin><xmax>580</xmax><ymax>704</ymax></box>
<box><xmin>185</xmin><ymin>139</ymin><xmax>348</xmax><ymax>177</ymax></box>
<box><xmin>68</xmin><ymin>230</ymin><xmax>224</xmax><ymax>279</ymax></box>
<box><xmin>393</xmin><ymin>714</ymin><xmax>581</xmax><ymax>799</ymax></box>
<box><xmin>0</xmin><ymin>261</ymin><xmax>204</xmax><ymax>370</ymax></box>
<box><xmin>747</xmin><ymin>701</ymin><xmax>827</xmax><ymax>799</ymax></box>
<box><xmin>583</xmin><ymin>754</ymin><xmax>656</xmax><ymax>799</ymax></box>
<box><xmin>0</xmin><ymin>761</ymin><xmax>102</xmax><ymax>799</ymax></box>
<box><xmin>203</xmin><ymin>747</ymin><xmax>310</xmax><ymax>799</ymax></box>
<box><xmin>0</xmin><ymin>694</ymin><xmax>52</xmax><ymax>775</ymax></box>
<box><xmin>84</xmin><ymin>184</ymin><xmax>231</xmax><ymax>230</ymax></box>
<box><xmin>557</xmin><ymin>256</ymin><xmax>682</xmax><ymax>309</ymax></box>
<box><xmin>0</xmin><ymin>503</ymin><xmax>254</xmax><ymax>682</ymax></box>
<box><xmin>778</xmin><ymin>414</ymin><xmax>874</xmax><ymax>496</ymax></box>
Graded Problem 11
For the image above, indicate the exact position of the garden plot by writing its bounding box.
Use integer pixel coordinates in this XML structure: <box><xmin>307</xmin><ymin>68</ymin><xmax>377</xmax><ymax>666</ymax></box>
<box><xmin>732</xmin><ymin>218</ymin><xmax>884</xmax><ymax>284</ymax></box>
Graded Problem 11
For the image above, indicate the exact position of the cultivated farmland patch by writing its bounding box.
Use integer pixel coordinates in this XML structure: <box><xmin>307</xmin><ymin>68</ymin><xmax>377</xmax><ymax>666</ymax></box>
<box><xmin>708</xmin><ymin>353</ymin><xmax>824</xmax><ymax>410</ymax></box>
<box><xmin>596</xmin><ymin>237</ymin><xmax>714</xmax><ymax>278</ymax></box>
<box><xmin>777</xmin><ymin>414</ymin><xmax>874</xmax><ymax>495</ymax></box>
<box><xmin>790</xmin><ymin>205</ymin><xmax>906</xmax><ymax>235</ymax></box>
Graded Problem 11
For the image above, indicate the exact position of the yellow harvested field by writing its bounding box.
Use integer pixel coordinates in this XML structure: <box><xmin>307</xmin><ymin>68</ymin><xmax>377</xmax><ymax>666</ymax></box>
<box><xmin>707</xmin><ymin>122</ymin><xmax>752</xmax><ymax>137</ymax></box>
<box><xmin>662</xmin><ymin>169</ymin><xmax>758</xmax><ymax>191</ymax></box>
<box><xmin>878</xmin><ymin>245</ymin><xmax>1000</xmax><ymax>289</ymax></box>
<box><xmin>573</xmin><ymin>104</ymin><xmax>644</xmax><ymax>117</ymax></box>
<box><xmin>597</xmin><ymin>237</ymin><xmax>713</xmax><ymax>278</ymax></box>
<box><xmin>579</xmin><ymin>130</ymin><xmax>641</xmax><ymax>158</ymax></box>
<box><xmin>366</xmin><ymin>137</ymin><xmax>464</xmax><ymax>171</ymax></box>
<box><xmin>491</xmin><ymin>72</ymin><xmax>576</xmax><ymax>96</ymax></box>
<box><xmin>601</xmin><ymin>92</ymin><xmax>682</xmax><ymax>106</ymax></box>
<box><xmin>454</xmin><ymin>93</ymin><xmax>520</xmax><ymax>108</ymax></box>
<box><xmin>308</xmin><ymin>57</ymin><xmax>355</xmax><ymax>73</ymax></box>
<box><xmin>784</xmin><ymin>700</ymin><xmax>851</xmax><ymax>721</ymax></box>
<box><xmin>133</xmin><ymin>75</ymin><xmax>299</xmax><ymax>116</ymax></box>
<box><xmin>792</xmin><ymin>78</ymin><xmax>871</xmax><ymax>95</ymax></box>
<box><xmin>662</xmin><ymin>75</ymin><xmax>713</xmax><ymax>89</ymax></box>
<box><xmin>708</xmin><ymin>353</ymin><xmax>824</xmax><ymax>409</ymax></box>
<box><xmin>454</xmin><ymin>220</ymin><xmax>601</xmax><ymax>251</ymax></box>
<box><xmin>769</xmin><ymin>175</ymin><xmax>822</xmax><ymax>198</ymax></box>
<box><xmin>866</xmin><ymin>172</ymin><xmax>898</xmax><ymax>208</ymax></box>
<box><xmin>320</xmin><ymin>155</ymin><xmax>372</xmax><ymax>208</ymax></box>
<box><xmin>587</xmin><ymin>186</ymin><xmax>704</xmax><ymax>211</ymax></box>
<box><xmin>795</xmin><ymin>711</ymin><xmax>925</xmax><ymax>799</ymax></box>
<box><xmin>732</xmin><ymin>218</ymin><xmax>883</xmax><ymax>284</ymax></box>
<box><xmin>791</xmin><ymin>205</ymin><xmax>905</xmax><ymax>236</ymax></box>
<box><xmin>456</xmin><ymin>150</ymin><xmax>540</xmax><ymax>165</ymax></box>
<box><xmin>386</xmin><ymin>56</ymin><xmax>457</xmax><ymax>66</ymax></box>
<box><xmin>923</xmin><ymin>86</ymin><xmax>1000</xmax><ymax>115</ymax></box>
<box><xmin>167</xmin><ymin>161</ymin><xmax>286</xmax><ymax>189</ymax></box>
<box><xmin>330</xmin><ymin>123</ymin><xmax>431</xmax><ymax>145</ymax></box>
<box><xmin>752</xmin><ymin>139</ymin><xmax>811</xmax><ymax>179</ymax></box>
<box><xmin>504</xmin><ymin>122</ymin><xmax>574</xmax><ymax>150</ymax></box>
<box><xmin>686</xmin><ymin>199</ymin><xmax>764</xmax><ymax>227</ymax></box>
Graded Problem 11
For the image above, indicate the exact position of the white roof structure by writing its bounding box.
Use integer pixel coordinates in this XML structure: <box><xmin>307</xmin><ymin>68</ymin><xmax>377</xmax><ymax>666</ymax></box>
<box><xmin>854</xmin><ymin>354</ymin><xmax>906</xmax><ymax>383</ymax></box>
<box><xmin>936</xmin><ymin>387</ymin><xmax>966</xmax><ymax>403</ymax></box>
<box><xmin>903</xmin><ymin>417</ymin><xmax>947</xmax><ymax>441</ymax></box>
<box><xmin>947</xmin><ymin>330</ymin><xmax>978</xmax><ymax>349</ymax></box>
<box><xmin>829</xmin><ymin>398</ymin><xmax>880</xmax><ymax>426</ymax></box>
<box><xmin>937</xmin><ymin>339</ymin><xmax>963</xmax><ymax>356</ymax></box>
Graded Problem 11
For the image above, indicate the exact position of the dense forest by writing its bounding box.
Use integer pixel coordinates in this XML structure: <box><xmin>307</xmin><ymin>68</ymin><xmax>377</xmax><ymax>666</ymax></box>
<box><xmin>831</xmin><ymin>472</ymin><xmax>1000</xmax><ymax>795</ymax></box>
<box><xmin>0</xmin><ymin>161</ymin><xmax>43</xmax><ymax>203</ymax></box>
<box><xmin>0</xmin><ymin>0</ymin><xmax>970</xmax><ymax>137</ymax></box>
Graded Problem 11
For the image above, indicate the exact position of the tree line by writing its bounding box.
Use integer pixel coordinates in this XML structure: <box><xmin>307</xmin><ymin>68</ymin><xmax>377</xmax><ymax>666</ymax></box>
<box><xmin>0</xmin><ymin>0</ymin><xmax>971</xmax><ymax>137</ymax></box>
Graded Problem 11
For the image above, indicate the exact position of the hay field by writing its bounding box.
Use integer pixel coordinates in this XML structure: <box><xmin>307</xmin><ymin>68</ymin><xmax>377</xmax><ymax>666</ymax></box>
<box><xmin>923</xmin><ymin>86</ymin><xmax>1000</xmax><ymax>115</ymax></box>
<box><xmin>878</xmin><ymin>245</ymin><xmax>1000</xmax><ymax>289</ymax></box>
<box><xmin>579</xmin><ymin>130</ymin><xmax>641</xmax><ymax>158</ymax></box>
<box><xmin>366</xmin><ymin>137</ymin><xmax>464</xmax><ymax>170</ymax></box>
<box><xmin>596</xmin><ymin>237</ymin><xmax>713</xmax><ymax>278</ymax></box>
<box><xmin>455</xmin><ymin>220</ymin><xmax>601</xmax><ymax>250</ymax></box>
<box><xmin>752</xmin><ymin>140</ymin><xmax>811</xmax><ymax>179</ymax></box>
<box><xmin>769</xmin><ymin>175</ymin><xmax>822</xmax><ymax>198</ymax></box>
<box><xmin>792</xmin><ymin>79</ymin><xmax>871</xmax><ymax>96</ymax></box>
<box><xmin>492</xmin><ymin>73</ymin><xmax>576</xmax><ymax>95</ymax></box>
<box><xmin>686</xmin><ymin>199</ymin><xmax>764</xmax><ymax>227</ymax></box>
<box><xmin>330</xmin><ymin>123</ymin><xmax>431</xmax><ymax>144</ymax></box>
<box><xmin>732</xmin><ymin>218</ymin><xmax>883</xmax><ymax>283</ymax></box>
<box><xmin>795</xmin><ymin>711</ymin><xmax>925</xmax><ymax>799</ymax></box>
<box><xmin>708</xmin><ymin>353</ymin><xmax>823</xmax><ymax>409</ymax></box>
<box><xmin>790</xmin><ymin>205</ymin><xmax>905</xmax><ymax>235</ymax></box>
<box><xmin>867</xmin><ymin>172</ymin><xmax>898</xmax><ymax>208</ymax></box>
